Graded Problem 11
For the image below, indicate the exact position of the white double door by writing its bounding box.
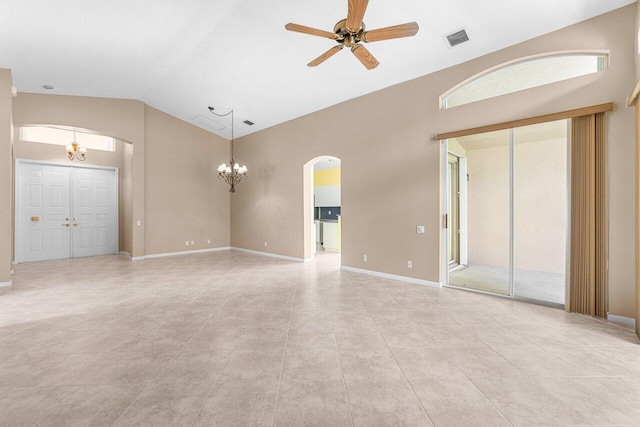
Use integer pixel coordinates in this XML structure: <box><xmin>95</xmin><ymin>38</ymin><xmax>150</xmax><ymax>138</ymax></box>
<box><xmin>16</xmin><ymin>161</ymin><xmax>118</xmax><ymax>263</ymax></box>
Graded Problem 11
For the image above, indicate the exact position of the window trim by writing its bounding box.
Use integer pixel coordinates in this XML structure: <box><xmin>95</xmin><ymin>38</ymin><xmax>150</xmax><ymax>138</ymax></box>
<box><xmin>436</xmin><ymin>102</ymin><xmax>613</xmax><ymax>141</ymax></box>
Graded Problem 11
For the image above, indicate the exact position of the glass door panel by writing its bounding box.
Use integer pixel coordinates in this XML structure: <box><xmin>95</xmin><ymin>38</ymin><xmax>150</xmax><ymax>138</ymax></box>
<box><xmin>513</xmin><ymin>120</ymin><xmax>568</xmax><ymax>305</ymax></box>
<box><xmin>448</xmin><ymin>154</ymin><xmax>459</xmax><ymax>266</ymax></box>
<box><xmin>448</xmin><ymin>129</ymin><xmax>511</xmax><ymax>296</ymax></box>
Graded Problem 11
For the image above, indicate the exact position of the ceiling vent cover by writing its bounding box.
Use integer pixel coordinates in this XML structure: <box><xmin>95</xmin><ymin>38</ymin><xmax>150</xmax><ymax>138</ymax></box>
<box><xmin>445</xmin><ymin>29</ymin><xmax>469</xmax><ymax>47</ymax></box>
<box><xmin>243</xmin><ymin>120</ymin><xmax>254</xmax><ymax>126</ymax></box>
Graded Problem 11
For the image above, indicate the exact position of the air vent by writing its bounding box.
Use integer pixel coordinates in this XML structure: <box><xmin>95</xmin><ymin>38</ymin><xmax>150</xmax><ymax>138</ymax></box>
<box><xmin>445</xmin><ymin>29</ymin><xmax>469</xmax><ymax>47</ymax></box>
<box><xmin>243</xmin><ymin>120</ymin><xmax>254</xmax><ymax>126</ymax></box>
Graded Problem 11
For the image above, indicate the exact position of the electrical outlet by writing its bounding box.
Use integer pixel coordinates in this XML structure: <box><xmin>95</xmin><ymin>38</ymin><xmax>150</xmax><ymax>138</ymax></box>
<box><xmin>207</xmin><ymin>239</ymin><xmax>211</xmax><ymax>245</ymax></box>
<box><xmin>328</xmin><ymin>210</ymin><xmax>331</xmax><ymax>215</ymax></box>
<box><xmin>185</xmin><ymin>241</ymin><xmax>189</xmax><ymax>246</ymax></box>
<box><xmin>136</xmin><ymin>220</ymin><xmax>141</xmax><ymax>226</ymax></box>
<box><xmin>362</xmin><ymin>254</ymin><xmax>367</xmax><ymax>262</ymax></box>
<box><xmin>416</xmin><ymin>226</ymin><xmax>425</xmax><ymax>234</ymax></box>
<box><xmin>407</xmin><ymin>260</ymin><xmax>412</xmax><ymax>268</ymax></box>
<box><xmin>191</xmin><ymin>240</ymin><xmax>195</xmax><ymax>246</ymax></box>
<box><xmin>264</xmin><ymin>242</ymin><xmax>268</xmax><ymax>247</ymax></box>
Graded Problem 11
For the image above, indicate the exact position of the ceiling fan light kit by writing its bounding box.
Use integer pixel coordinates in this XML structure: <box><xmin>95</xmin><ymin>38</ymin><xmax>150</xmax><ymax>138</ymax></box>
<box><xmin>285</xmin><ymin>0</ymin><xmax>419</xmax><ymax>70</ymax></box>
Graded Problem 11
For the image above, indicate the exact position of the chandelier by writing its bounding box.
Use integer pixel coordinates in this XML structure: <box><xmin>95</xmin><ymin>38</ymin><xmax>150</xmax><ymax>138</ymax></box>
<box><xmin>210</xmin><ymin>107</ymin><xmax>247</xmax><ymax>193</ymax></box>
<box><xmin>65</xmin><ymin>130</ymin><xmax>87</xmax><ymax>161</ymax></box>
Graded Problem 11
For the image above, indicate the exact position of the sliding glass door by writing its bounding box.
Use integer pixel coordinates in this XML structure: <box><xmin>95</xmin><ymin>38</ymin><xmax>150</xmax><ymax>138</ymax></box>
<box><xmin>446</xmin><ymin>120</ymin><xmax>568</xmax><ymax>306</ymax></box>
<box><xmin>448</xmin><ymin>129</ymin><xmax>511</xmax><ymax>296</ymax></box>
<box><xmin>513</xmin><ymin>122</ymin><xmax>568</xmax><ymax>305</ymax></box>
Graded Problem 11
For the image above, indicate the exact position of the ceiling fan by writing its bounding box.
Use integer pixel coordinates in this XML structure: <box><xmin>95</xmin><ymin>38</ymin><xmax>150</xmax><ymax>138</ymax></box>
<box><xmin>285</xmin><ymin>0</ymin><xmax>419</xmax><ymax>70</ymax></box>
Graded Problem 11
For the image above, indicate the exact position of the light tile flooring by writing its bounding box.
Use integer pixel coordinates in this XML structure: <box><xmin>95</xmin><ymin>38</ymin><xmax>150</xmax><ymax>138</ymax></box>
<box><xmin>449</xmin><ymin>263</ymin><xmax>565</xmax><ymax>305</ymax></box>
<box><xmin>0</xmin><ymin>250</ymin><xmax>639</xmax><ymax>426</ymax></box>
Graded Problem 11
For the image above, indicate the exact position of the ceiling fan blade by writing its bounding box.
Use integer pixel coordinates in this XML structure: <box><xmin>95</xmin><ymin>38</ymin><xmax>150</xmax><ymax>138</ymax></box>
<box><xmin>308</xmin><ymin>45</ymin><xmax>344</xmax><ymax>67</ymax></box>
<box><xmin>346</xmin><ymin>0</ymin><xmax>369</xmax><ymax>32</ymax></box>
<box><xmin>351</xmin><ymin>44</ymin><xmax>379</xmax><ymax>70</ymax></box>
<box><xmin>362</xmin><ymin>22</ymin><xmax>420</xmax><ymax>43</ymax></box>
<box><xmin>285</xmin><ymin>23</ymin><xmax>337</xmax><ymax>40</ymax></box>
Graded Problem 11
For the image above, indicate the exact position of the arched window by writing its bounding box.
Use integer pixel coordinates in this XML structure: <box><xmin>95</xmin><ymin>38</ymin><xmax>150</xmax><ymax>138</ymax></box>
<box><xmin>441</xmin><ymin>52</ymin><xmax>608</xmax><ymax>110</ymax></box>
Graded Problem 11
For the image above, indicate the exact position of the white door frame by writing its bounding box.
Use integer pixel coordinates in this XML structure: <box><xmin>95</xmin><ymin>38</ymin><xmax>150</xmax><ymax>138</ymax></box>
<box><xmin>14</xmin><ymin>159</ymin><xmax>119</xmax><ymax>264</ymax></box>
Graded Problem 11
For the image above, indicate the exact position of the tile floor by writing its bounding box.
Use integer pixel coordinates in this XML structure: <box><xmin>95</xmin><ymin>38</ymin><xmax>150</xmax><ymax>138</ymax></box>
<box><xmin>449</xmin><ymin>263</ymin><xmax>565</xmax><ymax>305</ymax></box>
<box><xmin>0</xmin><ymin>250</ymin><xmax>639</xmax><ymax>426</ymax></box>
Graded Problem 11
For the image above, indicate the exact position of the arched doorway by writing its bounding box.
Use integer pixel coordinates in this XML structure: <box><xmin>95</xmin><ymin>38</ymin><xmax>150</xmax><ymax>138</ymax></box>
<box><xmin>303</xmin><ymin>155</ymin><xmax>341</xmax><ymax>261</ymax></box>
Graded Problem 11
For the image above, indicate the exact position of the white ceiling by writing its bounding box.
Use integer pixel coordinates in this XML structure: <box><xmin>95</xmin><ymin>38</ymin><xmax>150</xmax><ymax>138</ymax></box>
<box><xmin>1</xmin><ymin>0</ymin><xmax>634</xmax><ymax>140</ymax></box>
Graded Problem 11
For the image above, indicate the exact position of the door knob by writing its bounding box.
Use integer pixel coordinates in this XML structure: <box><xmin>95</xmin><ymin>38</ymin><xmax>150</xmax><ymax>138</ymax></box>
<box><xmin>62</xmin><ymin>223</ymin><xmax>70</xmax><ymax>227</ymax></box>
<box><xmin>73</xmin><ymin>223</ymin><xmax>79</xmax><ymax>227</ymax></box>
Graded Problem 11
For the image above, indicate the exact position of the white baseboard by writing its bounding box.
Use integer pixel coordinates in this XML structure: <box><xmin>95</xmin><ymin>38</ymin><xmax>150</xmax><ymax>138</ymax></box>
<box><xmin>119</xmin><ymin>251</ymin><xmax>131</xmax><ymax>258</ymax></box>
<box><xmin>230</xmin><ymin>247</ymin><xmax>305</xmax><ymax>263</ymax></box>
<box><xmin>607</xmin><ymin>314</ymin><xmax>636</xmax><ymax>327</ymax></box>
<box><xmin>143</xmin><ymin>246</ymin><xmax>230</xmax><ymax>259</ymax></box>
<box><xmin>142</xmin><ymin>247</ymin><xmax>231</xmax><ymax>260</ymax></box>
<box><xmin>131</xmin><ymin>256</ymin><xmax>145</xmax><ymax>261</ymax></box>
<box><xmin>0</xmin><ymin>280</ymin><xmax>11</xmax><ymax>288</ymax></box>
<box><xmin>340</xmin><ymin>265</ymin><xmax>441</xmax><ymax>288</ymax></box>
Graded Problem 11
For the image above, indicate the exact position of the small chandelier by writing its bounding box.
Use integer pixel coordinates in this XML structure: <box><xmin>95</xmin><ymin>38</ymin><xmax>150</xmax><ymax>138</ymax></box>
<box><xmin>65</xmin><ymin>130</ymin><xmax>87</xmax><ymax>161</ymax></box>
<box><xmin>210</xmin><ymin>107</ymin><xmax>247</xmax><ymax>193</ymax></box>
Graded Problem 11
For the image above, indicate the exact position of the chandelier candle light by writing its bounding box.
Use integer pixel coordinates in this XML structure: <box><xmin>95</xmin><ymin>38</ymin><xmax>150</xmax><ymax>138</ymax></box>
<box><xmin>65</xmin><ymin>130</ymin><xmax>87</xmax><ymax>161</ymax></box>
<box><xmin>210</xmin><ymin>107</ymin><xmax>247</xmax><ymax>192</ymax></box>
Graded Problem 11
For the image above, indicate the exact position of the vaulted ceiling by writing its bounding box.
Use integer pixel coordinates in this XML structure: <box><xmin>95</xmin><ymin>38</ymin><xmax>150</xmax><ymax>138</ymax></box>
<box><xmin>1</xmin><ymin>0</ymin><xmax>634</xmax><ymax>139</ymax></box>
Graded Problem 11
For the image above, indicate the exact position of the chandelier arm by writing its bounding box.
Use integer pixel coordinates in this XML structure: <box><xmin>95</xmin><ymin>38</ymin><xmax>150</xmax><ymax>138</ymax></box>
<box><xmin>230</xmin><ymin>109</ymin><xmax>234</xmax><ymax>165</ymax></box>
<box><xmin>212</xmin><ymin>107</ymin><xmax>246</xmax><ymax>192</ymax></box>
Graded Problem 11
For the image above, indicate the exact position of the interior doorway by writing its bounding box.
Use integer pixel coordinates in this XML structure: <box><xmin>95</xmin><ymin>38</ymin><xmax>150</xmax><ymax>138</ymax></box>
<box><xmin>443</xmin><ymin>120</ymin><xmax>569</xmax><ymax>307</ymax></box>
<box><xmin>303</xmin><ymin>156</ymin><xmax>341</xmax><ymax>261</ymax></box>
<box><xmin>15</xmin><ymin>160</ymin><xmax>119</xmax><ymax>263</ymax></box>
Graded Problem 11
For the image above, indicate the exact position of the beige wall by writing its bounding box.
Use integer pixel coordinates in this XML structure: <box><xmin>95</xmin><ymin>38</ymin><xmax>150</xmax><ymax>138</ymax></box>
<box><xmin>232</xmin><ymin>5</ymin><xmax>636</xmax><ymax>318</ymax></box>
<box><xmin>144</xmin><ymin>106</ymin><xmax>230</xmax><ymax>255</ymax></box>
<box><xmin>122</xmin><ymin>142</ymin><xmax>134</xmax><ymax>255</ymax></box>
<box><xmin>0</xmin><ymin>69</ymin><xmax>13</xmax><ymax>285</ymax></box>
<box><xmin>10</xmin><ymin>93</ymin><xmax>231</xmax><ymax>260</ymax></box>
<box><xmin>12</xmin><ymin>93</ymin><xmax>146</xmax><ymax>257</ymax></box>
<box><xmin>448</xmin><ymin>139</ymin><xmax>467</xmax><ymax>158</ymax></box>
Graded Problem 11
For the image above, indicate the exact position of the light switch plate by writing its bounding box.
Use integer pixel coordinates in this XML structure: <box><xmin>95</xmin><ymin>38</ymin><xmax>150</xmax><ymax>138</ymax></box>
<box><xmin>416</xmin><ymin>225</ymin><xmax>425</xmax><ymax>234</ymax></box>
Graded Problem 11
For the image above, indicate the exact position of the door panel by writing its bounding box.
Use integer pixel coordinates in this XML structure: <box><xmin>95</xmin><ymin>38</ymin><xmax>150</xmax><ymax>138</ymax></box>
<box><xmin>513</xmin><ymin>121</ymin><xmax>568</xmax><ymax>305</ymax></box>
<box><xmin>17</xmin><ymin>163</ymin><xmax>71</xmax><ymax>262</ymax></box>
<box><xmin>71</xmin><ymin>168</ymin><xmax>118</xmax><ymax>258</ymax></box>
<box><xmin>448</xmin><ymin>129</ymin><xmax>511</xmax><ymax>296</ymax></box>
<box><xmin>17</xmin><ymin>162</ymin><xmax>118</xmax><ymax>263</ymax></box>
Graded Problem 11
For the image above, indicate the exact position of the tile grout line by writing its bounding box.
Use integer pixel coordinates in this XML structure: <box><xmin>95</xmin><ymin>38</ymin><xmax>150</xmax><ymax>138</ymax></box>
<box><xmin>359</xmin><ymin>295</ymin><xmax>437</xmax><ymax>427</ymax></box>
<box><xmin>109</xmin><ymin>291</ymin><xmax>239</xmax><ymax>427</ymax></box>
<box><xmin>445</xmin><ymin>343</ymin><xmax>520</xmax><ymax>426</ymax></box>
<box><xmin>190</xmin><ymin>285</ymin><xmax>256</xmax><ymax>425</ymax></box>
<box><xmin>326</xmin><ymin>274</ymin><xmax>356</xmax><ymax>427</ymax></box>
<box><xmin>270</xmin><ymin>283</ymin><xmax>297</xmax><ymax>427</ymax></box>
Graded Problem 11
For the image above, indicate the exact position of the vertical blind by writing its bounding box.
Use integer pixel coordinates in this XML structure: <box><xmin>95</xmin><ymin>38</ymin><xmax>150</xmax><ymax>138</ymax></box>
<box><xmin>569</xmin><ymin>113</ymin><xmax>607</xmax><ymax>317</ymax></box>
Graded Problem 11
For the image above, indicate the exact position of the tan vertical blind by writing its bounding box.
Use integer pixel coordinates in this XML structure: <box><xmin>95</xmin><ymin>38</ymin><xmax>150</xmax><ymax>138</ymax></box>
<box><xmin>568</xmin><ymin>113</ymin><xmax>607</xmax><ymax>317</ymax></box>
<box><xmin>594</xmin><ymin>113</ymin><xmax>607</xmax><ymax>318</ymax></box>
